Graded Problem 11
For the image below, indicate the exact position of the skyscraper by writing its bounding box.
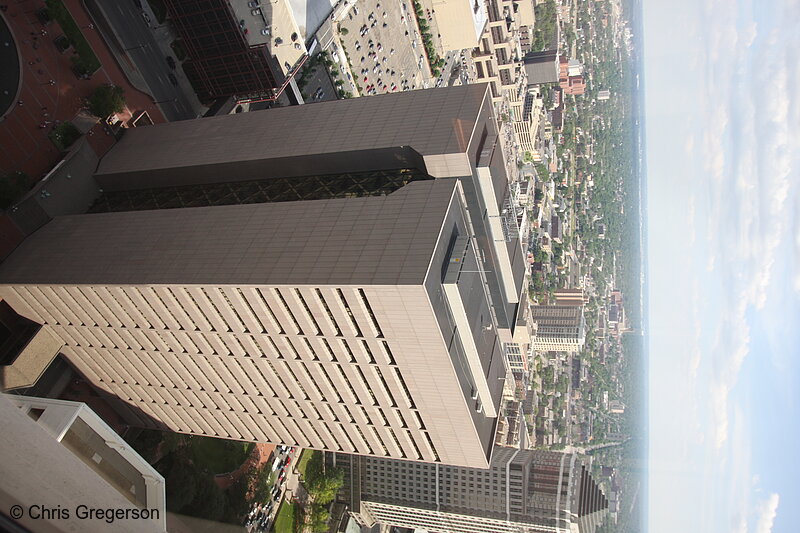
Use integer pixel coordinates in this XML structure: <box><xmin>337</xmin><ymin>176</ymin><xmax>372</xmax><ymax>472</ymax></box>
<box><xmin>332</xmin><ymin>447</ymin><xmax>609</xmax><ymax>533</ymax></box>
<box><xmin>530</xmin><ymin>305</ymin><xmax>586</xmax><ymax>353</ymax></box>
<box><xmin>0</xmin><ymin>85</ymin><xmax>528</xmax><ymax>468</ymax></box>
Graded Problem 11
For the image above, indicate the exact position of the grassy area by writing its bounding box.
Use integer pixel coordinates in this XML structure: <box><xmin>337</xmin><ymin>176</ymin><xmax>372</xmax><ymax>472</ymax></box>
<box><xmin>273</xmin><ymin>501</ymin><xmax>298</xmax><ymax>533</ymax></box>
<box><xmin>189</xmin><ymin>436</ymin><xmax>254</xmax><ymax>474</ymax></box>
<box><xmin>48</xmin><ymin>121</ymin><xmax>82</xmax><ymax>151</ymax></box>
<box><xmin>295</xmin><ymin>449</ymin><xmax>314</xmax><ymax>479</ymax></box>
<box><xmin>45</xmin><ymin>0</ymin><xmax>101</xmax><ymax>75</ymax></box>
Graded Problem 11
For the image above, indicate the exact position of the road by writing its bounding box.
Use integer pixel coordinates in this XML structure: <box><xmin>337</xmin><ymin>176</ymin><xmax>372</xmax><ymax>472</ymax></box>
<box><xmin>89</xmin><ymin>0</ymin><xmax>196</xmax><ymax>121</ymax></box>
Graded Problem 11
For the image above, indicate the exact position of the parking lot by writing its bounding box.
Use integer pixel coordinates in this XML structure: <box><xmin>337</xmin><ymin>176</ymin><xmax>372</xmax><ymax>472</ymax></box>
<box><xmin>334</xmin><ymin>0</ymin><xmax>434</xmax><ymax>96</ymax></box>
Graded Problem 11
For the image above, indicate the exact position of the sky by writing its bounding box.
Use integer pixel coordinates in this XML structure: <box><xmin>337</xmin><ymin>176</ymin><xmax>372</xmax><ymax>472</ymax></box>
<box><xmin>643</xmin><ymin>0</ymin><xmax>800</xmax><ymax>531</ymax></box>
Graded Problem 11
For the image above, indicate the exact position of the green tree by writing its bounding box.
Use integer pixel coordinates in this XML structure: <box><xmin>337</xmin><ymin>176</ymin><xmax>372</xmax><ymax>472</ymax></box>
<box><xmin>88</xmin><ymin>84</ymin><xmax>126</xmax><ymax>118</ymax></box>
<box><xmin>308</xmin><ymin>504</ymin><xmax>331</xmax><ymax>533</ymax></box>
<box><xmin>307</xmin><ymin>468</ymin><xmax>343</xmax><ymax>504</ymax></box>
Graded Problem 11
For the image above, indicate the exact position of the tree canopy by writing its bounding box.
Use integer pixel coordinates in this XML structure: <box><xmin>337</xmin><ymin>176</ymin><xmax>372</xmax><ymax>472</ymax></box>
<box><xmin>88</xmin><ymin>84</ymin><xmax>126</xmax><ymax>118</ymax></box>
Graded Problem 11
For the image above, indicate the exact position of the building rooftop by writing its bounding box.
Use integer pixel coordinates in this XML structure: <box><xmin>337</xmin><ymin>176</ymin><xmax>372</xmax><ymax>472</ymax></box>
<box><xmin>95</xmin><ymin>85</ymin><xmax>490</xmax><ymax>188</ymax></box>
<box><xmin>229</xmin><ymin>0</ymin><xmax>306</xmax><ymax>74</ymax></box>
<box><xmin>0</xmin><ymin>180</ymin><xmax>458</xmax><ymax>287</ymax></box>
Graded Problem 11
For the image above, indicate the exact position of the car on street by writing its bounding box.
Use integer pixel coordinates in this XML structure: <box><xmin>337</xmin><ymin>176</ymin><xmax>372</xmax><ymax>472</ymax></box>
<box><xmin>168</xmin><ymin>73</ymin><xmax>178</xmax><ymax>86</ymax></box>
<box><xmin>165</xmin><ymin>56</ymin><xmax>176</xmax><ymax>69</ymax></box>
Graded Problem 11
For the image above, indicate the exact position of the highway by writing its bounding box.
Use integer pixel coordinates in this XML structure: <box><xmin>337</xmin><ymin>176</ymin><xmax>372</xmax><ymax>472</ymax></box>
<box><xmin>88</xmin><ymin>0</ymin><xmax>196</xmax><ymax>121</ymax></box>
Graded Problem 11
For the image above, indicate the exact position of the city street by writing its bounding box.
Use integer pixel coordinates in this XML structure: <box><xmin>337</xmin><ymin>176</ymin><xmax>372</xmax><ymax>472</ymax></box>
<box><xmin>87</xmin><ymin>0</ymin><xmax>197</xmax><ymax>121</ymax></box>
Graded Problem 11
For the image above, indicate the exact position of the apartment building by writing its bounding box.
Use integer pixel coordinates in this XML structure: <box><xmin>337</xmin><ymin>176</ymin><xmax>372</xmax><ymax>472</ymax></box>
<box><xmin>0</xmin><ymin>85</ymin><xmax>528</xmax><ymax>469</ymax></box>
<box><xmin>333</xmin><ymin>447</ymin><xmax>609</xmax><ymax>533</ymax></box>
<box><xmin>530</xmin><ymin>305</ymin><xmax>586</xmax><ymax>353</ymax></box>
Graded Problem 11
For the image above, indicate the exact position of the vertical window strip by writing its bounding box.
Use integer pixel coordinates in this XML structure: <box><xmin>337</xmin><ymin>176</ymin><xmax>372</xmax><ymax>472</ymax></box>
<box><xmin>129</xmin><ymin>287</ymin><xmax>168</xmax><ymax>330</ymax></box>
<box><xmin>315</xmin><ymin>288</ymin><xmax>343</xmax><ymax>336</ymax></box>
<box><xmin>324</xmin><ymin>403</ymin><xmax>340</xmax><ymax>422</ymax></box>
<box><xmin>414</xmin><ymin>411</ymin><xmax>427</xmax><ymax>430</ymax></box>
<box><xmin>377</xmin><ymin>408</ymin><xmax>391</xmax><ymax>427</ymax></box>
<box><xmin>19</xmin><ymin>286</ymin><xmax>60</xmax><ymax>325</ymax></box>
<box><xmin>387</xmin><ymin>427</ymin><xmax>407</xmax><ymax>458</ymax></box>
<box><xmin>66</xmin><ymin>287</ymin><xmax>101</xmax><ymax>326</ymax></box>
<box><xmin>249</xmin><ymin>360</ymin><xmax>280</xmax><ymax>399</ymax></box>
<box><xmin>43</xmin><ymin>287</ymin><xmax>81</xmax><ymax>326</ymax></box>
<box><xmin>394</xmin><ymin>409</ymin><xmax>409</xmax><ymax>429</ymax></box>
<box><xmin>393</xmin><ymin>367</ymin><xmax>416</xmax><ymax>409</ymax></box>
<box><xmin>217</xmin><ymin>288</ymin><xmax>249</xmax><ymax>333</ymax></box>
<box><xmin>361</xmin><ymin>340</ymin><xmax>377</xmax><ymax>364</ymax></box>
<box><xmin>406</xmin><ymin>430</ymin><xmax>424</xmax><ymax>460</ymax></box>
<box><xmin>300</xmin><ymin>364</ymin><xmax>326</xmax><ymax>401</ymax></box>
<box><xmin>371</xmin><ymin>426</ymin><xmax>391</xmax><ymax>456</ymax></box>
<box><xmin>339</xmin><ymin>423</ymin><xmax>359</xmax><ymax>452</ymax></box>
<box><xmin>143</xmin><ymin>287</ymin><xmax>182</xmax><ymax>330</ymax></box>
<box><xmin>117</xmin><ymin>288</ymin><xmax>156</xmax><ymax>329</ymax></box>
<box><xmin>341</xmin><ymin>405</ymin><xmax>356</xmax><ymax>424</ymax></box>
<box><xmin>357</xmin><ymin>288</ymin><xmax>384</xmax><ymax>337</ymax></box>
<box><xmin>284</xmin><ymin>337</ymin><xmax>302</xmax><ymax>360</ymax></box>
<box><xmin>337</xmin><ymin>366</ymin><xmax>361</xmax><ymax>404</ymax></box>
<box><xmin>340</xmin><ymin>338</ymin><xmax>356</xmax><ymax>363</ymax></box>
<box><xmin>381</xmin><ymin>341</ymin><xmax>397</xmax><ymax>365</ymax></box>
<box><xmin>336</xmin><ymin>288</ymin><xmax>363</xmax><ymax>337</ymax></box>
<box><xmin>274</xmin><ymin>288</ymin><xmax>303</xmax><ymax>335</ymax></box>
<box><xmin>356</xmin><ymin>366</ymin><xmax>380</xmax><ymax>406</ymax></box>
<box><xmin>267</xmin><ymin>336</ymin><xmax>285</xmax><ymax>359</ymax></box>
<box><xmin>283</xmin><ymin>362</ymin><xmax>310</xmax><ymax>400</ymax></box>
<box><xmin>323</xmin><ymin>422</ymin><xmax>344</xmax><ymax>451</ymax></box>
<box><xmin>163</xmin><ymin>288</ymin><xmax>200</xmax><ymax>331</ymax></box>
<box><xmin>360</xmin><ymin>406</ymin><xmax>373</xmax><ymax>425</ymax></box>
<box><xmin>295</xmin><ymin>289</ymin><xmax>323</xmax><ymax>335</ymax></box>
<box><xmin>236</xmin><ymin>288</ymin><xmax>268</xmax><ymax>333</ymax></box>
<box><xmin>181</xmin><ymin>289</ymin><xmax>215</xmax><ymax>331</ymax></box>
<box><xmin>310</xmin><ymin>403</ymin><xmax>324</xmax><ymax>421</ymax></box>
<box><xmin>303</xmin><ymin>338</ymin><xmax>319</xmax><ymax>361</ymax></box>
<box><xmin>319</xmin><ymin>366</ymin><xmax>344</xmax><ymax>403</ymax></box>
<box><xmin>353</xmin><ymin>426</ymin><xmax>374</xmax><ymax>455</ymax></box>
<box><xmin>198</xmin><ymin>288</ymin><xmax>233</xmax><ymax>332</ymax></box>
<box><xmin>254</xmin><ymin>289</ymin><xmax>285</xmax><ymax>334</ymax></box>
<box><xmin>424</xmin><ymin>432</ymin><xmax>441</xmax><ymax>462</ymax></box>
<box><xmin>321</xmin><ymin>338</ymin><xmax>338</xmax><ymax>362</ymax></box>
<box><xmin>373</xmin><ymin>367</ymin><xmax>398</xmax><ymax>407</ymax></box>
<box><xmin>244</xmin><ymin>335</ymin><xmax>266</xmax><ymax>357</ymax></box>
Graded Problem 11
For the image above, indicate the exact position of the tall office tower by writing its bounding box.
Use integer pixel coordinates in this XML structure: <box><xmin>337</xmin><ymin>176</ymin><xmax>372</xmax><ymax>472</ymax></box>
<box><xmin>530</xmin><ymin>305</ymin><xmax>586</xmax><ymax>353</ymax></box>
<box><xmin>0</xmin><ymin>85</ymin><xmax>528</xmax><ymax>469</ymax></box>
<box><xmin>332</xmin><ymin>447</ymin><xmax>609</xmax><ymax>533</ymax></box>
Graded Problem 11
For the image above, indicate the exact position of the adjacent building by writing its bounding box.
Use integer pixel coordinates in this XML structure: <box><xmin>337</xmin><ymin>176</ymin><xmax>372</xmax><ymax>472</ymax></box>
<box><xmin>163</xmin><ymin>0</ymin><xmax>308</xmax><ymax>102</ymax></box>
<box><xmin>530</xmin><ymin>305</ymin><xmax>586</xmax><ymax>353</ymax></box>
<box><xmin>522</xmin><ymin>50</ymin><xmax>560</xmax><ymax>86</ymax></box>
<box><xmin>333</xmin><ymin>447</ymin><xmax>609</xmax><ymax>533</ymax></box>
<box><xmin>0</xmin><ymin>85</ymin><xmax>528</xmax><ymax>469</ymax></box>
<box><xmin>0</xmin><ymin>394</ymin><xmax>166</xmax><ymax>533</ymax></box>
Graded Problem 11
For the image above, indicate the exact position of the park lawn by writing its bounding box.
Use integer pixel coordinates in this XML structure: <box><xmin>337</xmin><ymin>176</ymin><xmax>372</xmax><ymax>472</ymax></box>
<box><xmin>272</xmin><ymin>501</ymin><xmax>298</xmax><ymax>533</ymax></box>
<box><xmin>45</xmin><ymin>0</ymin><xmax>101</xmax><ymax>74</ymax></box>
<box><xmin>189</xmin><ymin>436</ymin><xmax>254</xmax><ymax>474</ymax></box>
<box><xmin>295</xmin><ymin>449</ymin><xmax>314</xmax><ymax>479</ymax></box>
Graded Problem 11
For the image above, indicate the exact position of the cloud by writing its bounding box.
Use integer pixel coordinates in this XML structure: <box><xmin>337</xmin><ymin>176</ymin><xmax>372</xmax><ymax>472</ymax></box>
<box><xmin>755</xmin><ymin>494</ymin><xmax>780</xmax><ymax>533</ymax></box>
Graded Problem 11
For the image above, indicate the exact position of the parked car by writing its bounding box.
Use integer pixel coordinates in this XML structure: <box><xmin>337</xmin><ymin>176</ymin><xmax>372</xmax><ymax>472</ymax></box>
<box><xmin>168</xmin><ymin>73</ymin><xmax>178</xmax><ymax>86</ymax></box>
<box><xmin>165</xmin><ymin>56</ymin><xmax>176</xmax><ymax>69</ymax></box>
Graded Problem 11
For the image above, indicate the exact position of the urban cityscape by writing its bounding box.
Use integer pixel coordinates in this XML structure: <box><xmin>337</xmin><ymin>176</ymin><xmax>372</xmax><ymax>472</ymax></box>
<box><xmin>0</xmin><ymin>0</ymin><xmax>793</xmax><ymax>532</ymax></box>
